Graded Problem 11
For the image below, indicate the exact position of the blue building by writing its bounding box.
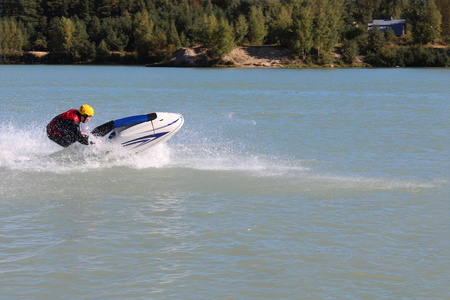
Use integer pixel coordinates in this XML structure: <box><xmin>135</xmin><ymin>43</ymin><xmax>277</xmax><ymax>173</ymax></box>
<box><xmin>368</xmin><ymin>18</ymin><xmax>407</xmax><ymax>36</ymax></box>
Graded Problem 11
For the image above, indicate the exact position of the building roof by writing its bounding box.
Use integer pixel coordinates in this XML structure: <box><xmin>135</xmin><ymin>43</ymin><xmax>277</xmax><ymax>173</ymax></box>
<box><xmin>368</xmin><ymin>19</ymin><xmax>406</xmax><ymax>36</ymax></box>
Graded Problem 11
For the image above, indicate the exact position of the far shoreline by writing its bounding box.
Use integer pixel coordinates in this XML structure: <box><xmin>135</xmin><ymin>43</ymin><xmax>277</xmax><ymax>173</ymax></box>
<box><xmin>4</xmin><ymin>45</ymin><xmax>449</xmax><ymax>68</ymax></box>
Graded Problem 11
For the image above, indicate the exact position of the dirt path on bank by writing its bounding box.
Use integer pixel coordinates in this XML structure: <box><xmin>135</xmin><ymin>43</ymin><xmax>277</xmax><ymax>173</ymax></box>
<box><xmin>225</xmin><ymin>46</ymin><xmax>291</xmax><ymax>67</ymax></box>
<box><xmin>174</xmin><ymin>46</ymin><xmax>291</xmax><ymax>68</ymax></box>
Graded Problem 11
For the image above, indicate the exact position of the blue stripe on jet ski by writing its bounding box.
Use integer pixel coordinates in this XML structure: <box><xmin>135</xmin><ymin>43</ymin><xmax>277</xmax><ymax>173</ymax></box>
<box><xmin>152</xmin><ymin>118</ymin><xmax>181</xmax><ymax>131</ymax></box>
<box><xmin>122</xmin><ymin>132</ymin><xmax>169</xmax><ymax>148</ymax></box>
<box><xmin>133</xmin><ymin>117</ymin><xmax>181</xmax><ymax>135</ymax></box>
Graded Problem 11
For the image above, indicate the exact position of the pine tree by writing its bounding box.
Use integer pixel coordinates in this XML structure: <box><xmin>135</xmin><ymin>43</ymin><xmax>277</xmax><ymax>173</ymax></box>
<box><xmin>429</xmin><ymin>0</ymin><xmax>443</xmax><ymax>39</ymax></box>
<box><xmin>133</xmin><ymin>10</ymin><xmax>154</xmax><ymax>61</ymax></box>
<box><xmin>48</xmin><ymin>16</ymin><xmax>76</xmax><ymax>59</ymax></box>
<box><xmin>342</xmin><ymin>39</ymin><xmax>359</xmax><ymax>64</ymax></box>
<box><xmin>247</xmin><ymin>6</ymin><xmax>266</xmax><ymax>45</ymax></box>
<box><xmin>96</xmin><ymin>39</ymin><xmax>109</xmax><ymax>61</ymax></box>
<box><xmin>168</xmin><ymin>21</ymin><xmax>181</xmax><ymax>47</ymax></box>
<box><xmin>268</xmin><ymin>5</ymin><xmax>292</xmax><ymax>46</ymax></box>
<box><xmin>367</xmin><ymin>26</ymin><xmax>386</xmax><ymax>53</ymax></box>
<box><xmin>408</xmin><ymin>0</ymin><xmax>442</xmax><ymax>45</ymax></box>
<box><xmin>71</xmin><ymin>17</ymin><xmax>94</xmax><ymax>62</ymax></box>
<box><xmin>234</xmin><ymin>14</ymin><xmax>248</xmax><ymax>44</ymax></box>
<box><xmin>211</xmin><ymin>18</ymin><xmax>234</xmax><ymax>59</ymax></box>
<box><xmin>0</xmin><ymin>17</ymin><xmax>27</xmax><ymax>60</ymax></box>
<box><xmin>313</xmin><ymin>0</ymin><xmax>343</xmax><ymax>62</ymax></box>
<box><xmin>151</xmin><ymin>27</ymin><xmax>168</xmax><ymax>60</ymax></box>
<box><xmin>291</xmin><ymin>4</ymin><xmax>313</xmax><ymax>59</ymax></box>
<box><xmin>435</xmin><ymin>0</ymin><xmax>449</xmax><ymax>40</ymax></box>
<box><xmin>191</xmin><ymin>13</ymin><xmax>217</xmax><ymax>47</ymax></box>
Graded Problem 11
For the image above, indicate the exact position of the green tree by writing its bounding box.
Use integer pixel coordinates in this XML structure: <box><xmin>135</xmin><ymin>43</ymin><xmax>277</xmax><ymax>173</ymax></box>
<box><xmin>314</xmin><ymin>0</ymin><xmax>344</xmax><ymax>62</ymax></box>
<box><xmin>435</xmin><ymin>0</ymin><xmax>450</xmax><ymax>40</ymax></box>
<box><xmin>290</xmin><ymin>4</ymin><xmax>314</xmax><ymax>59</ymax></box>
<box><xmin>0</xmin><ymin>17</ymin><xmax>28</xmax><ymax>61</ymax></box>
<box><xmin>210</xmin><ymin>18</ymin><xmax>234</xmax><ymax>60</ymax></box>
<box><xmin>151</xmin><ymin>27</ymin><xmax>168</xmax><ymax>60</ymax></box>
<box><xmin>16</xmin><ymin>0</ymin><xmax>42</xmax><ymax>47</ymax></box>
<box><xmin>408</xmin><ymin>0</ymin><xmax>442</xmax><ymax>45</ymax></box>
<box><xmin>96</xmin><ymin>39</ymin><xmax>109</xmax><ymax>61</ymax></box>
<box><xmin>100</xmin><ymin>16</ymin><xmax>132</xmax><ymax>51</ymax></box>
<box><xmin>385</xmin><ymin>27</ymin><xmax>396</xmax><ymax>43</ymax></box>
<box><xmin>96</xmin><ymin>0</ymin><xmax>112</xmax><ymax>18</ymax></box>
<box><xmin>352</xmin><ymin>0</ymin><xmax>382</xmax><ymax>25</ymax></box>
<box><xmin>342</xmin><ymin>38</ymin><xmax>359</xmax><ymax>64</ymax></box>
<box><xmin>133</xmin><ymin>10</ymin><xmax>154</xmax><ymax>61</ymax></box>
<box><xmin>48</xmin><ymin>16</ymin><xmax>76</xmax><ymax>59</ymax></box>
<box><xmin>268</xmin><ymin>5</ymin><xmax>292</xmax><ymax>46</ymax></box>
<box><xmin>428</xmin><ymin>0</ymin><xmax>443</xmax><ymax>39</ymax></box>
<box><xmin>234</xmin><ymin>14</ymin><xmax>248</xmax><ymax>44</ymax></box>
<box><xmin>43</xmin><ymin>0</ymin><xmax>69</xmax><ymax>19</ymax></box>
<box><xmin>392</xmin><ymin>0</ymin><xmax>410</xmax><ymax>20</ymax></box>
<box><xmin>87</xmin><ymin>16</ymin><xmax>102</xmax><ymax>45</ymax></box>
<box><xmin>191</xmin><ymin>13</ymin><xmax>217</xmax><ymax>47</ymax></box>
<box><xmin>247</xmin><ymin>6</ymin><xmax>266</xmax><ymax>45</ymax></box>
<box><xmin>367</xmin><ymin>26</ymin><xmax>386</xmax><ymax>53</ymax></box>
<box><xmin>168</xmin><ymin>21</ymin><xmax>181</xmax><ymax>48</ymax></box>
<box><xmin>314</xmin><ymin>0</ymin><xmax>328</xmax><ymax>58</ymax></box>
<box><xmin>71</xmin><ymin>17</ymin><xmax>94</xmax><ymax>62</ymax></box>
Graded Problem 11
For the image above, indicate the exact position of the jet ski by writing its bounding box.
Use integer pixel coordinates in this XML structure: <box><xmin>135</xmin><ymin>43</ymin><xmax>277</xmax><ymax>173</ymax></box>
<box><xmin>91</xmin><ymin>112</ymin><xmax>184</xmax><ymax>153</ymax></box>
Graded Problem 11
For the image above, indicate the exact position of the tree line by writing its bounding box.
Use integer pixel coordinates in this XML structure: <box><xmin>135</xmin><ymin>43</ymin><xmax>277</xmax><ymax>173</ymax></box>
<box><xmin>0</xmin><ymin>0</ymin><xmax>449</xmax><ymax>66</ymax></box>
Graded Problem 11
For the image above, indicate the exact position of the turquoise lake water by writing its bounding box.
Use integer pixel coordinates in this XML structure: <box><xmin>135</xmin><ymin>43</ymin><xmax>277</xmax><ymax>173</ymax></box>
<box><xmin>0</xmin><ymin>65</ymin><xmax>449</xmax><ymax>299</ymax></box>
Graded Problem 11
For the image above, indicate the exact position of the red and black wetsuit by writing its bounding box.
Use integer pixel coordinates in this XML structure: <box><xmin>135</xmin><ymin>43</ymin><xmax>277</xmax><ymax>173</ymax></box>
<box><xmin>46</xmin><ymin>109</ymin><xmax>89</xmax><ymax>147</ymax></box>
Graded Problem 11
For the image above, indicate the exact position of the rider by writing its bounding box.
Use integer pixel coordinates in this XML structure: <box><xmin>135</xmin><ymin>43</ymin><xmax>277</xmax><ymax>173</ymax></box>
<box><xmin>46</xmin><ymin>104</ymin><xmax>94</xmax><ymax>147</ymax></box>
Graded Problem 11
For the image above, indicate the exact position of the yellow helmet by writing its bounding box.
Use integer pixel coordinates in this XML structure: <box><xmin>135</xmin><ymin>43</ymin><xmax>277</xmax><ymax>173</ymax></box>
<box><xmin>79</xmin><ymin>104</ymin><xmax>94</xmax><ymax>116</ymax></box>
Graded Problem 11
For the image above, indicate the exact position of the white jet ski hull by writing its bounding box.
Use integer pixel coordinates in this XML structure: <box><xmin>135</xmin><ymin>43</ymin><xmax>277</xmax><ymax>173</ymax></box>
<box><xmin>91</xmin><ymin>112</ymin><xmax>184</xmax><ymax>153</ymax></box>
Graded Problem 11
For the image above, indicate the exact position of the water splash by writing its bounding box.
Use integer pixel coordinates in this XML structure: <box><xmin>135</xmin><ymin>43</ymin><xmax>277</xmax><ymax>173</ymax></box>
<box><xmin>0</xmin><ymin>121</ymin><xmax>304</xmax><ymax>175</ymax></box>
<box><xmin>0</xmin><ymin>122</ymin><xmax>172</xmax><ymax>173</ymax></box>
<box><xmin>0</xmin><ymin>121</ymin><xmax>445</xmax><ymax>191</ymax></box>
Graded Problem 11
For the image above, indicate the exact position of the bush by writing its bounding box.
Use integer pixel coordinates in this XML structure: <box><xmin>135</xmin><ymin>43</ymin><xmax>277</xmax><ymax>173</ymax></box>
<box><xmin>367</xmin><ymin>26</ymin><xmax>386</xmax><ymax>53</ymax></box>
<box><xmin>364</xmin><ymin>45</ymin><xmax>450</xmax><ymax>67</ymax></box>
<box><xmin>342</xmin><ymin>39</ymin><xmax>359</xmax><ymax>64</ymax></box>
